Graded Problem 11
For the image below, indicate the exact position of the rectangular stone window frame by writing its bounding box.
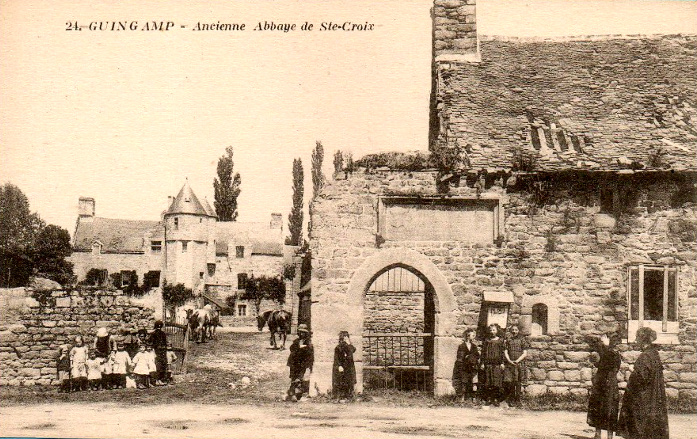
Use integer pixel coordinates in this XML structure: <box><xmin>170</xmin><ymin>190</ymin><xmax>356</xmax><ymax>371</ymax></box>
<box><xmin>236</xmin><ymin>245</ymin><xmax>245</xmax><ymax>258</ymax></box>
<box><xmin>150</xmin><ymin>240</ymin><xmax>162</xmax><ymax>253</ymax></box>
<box><xmin>377</xmin><ymin>196</ymin><xmax>503</xmax><ymax>243</ymax></box>
<box><xmin>237</xmin><ymin>303</ymin><xmax>247</xmax><ymax>317</ymax></box>
<box><xmin>182</xmin><ymin>241</ymin><xmax>188</xmax><ymax>253</ymax></box>
<box><xmin>626</xmin><ymin>264</ymin><xmax>679</xmax><ymax>344</ymax></box>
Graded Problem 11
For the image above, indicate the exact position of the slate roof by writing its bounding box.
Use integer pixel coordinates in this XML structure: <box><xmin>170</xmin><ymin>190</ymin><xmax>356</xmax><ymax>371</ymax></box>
<box><xmin>73</xmin><ymin>218</ymin><xmax>161</xmax><ymax>253</ymax></box>
<box><xmin>436</xmin><ymin>35</ymin><xmax>697</xmax><ymax>172</ymax></box>
<box><xmin>215</xmin><ymin>222</ymin><xmax>283</xmax><ymax>256</ymax></box>
<box><xmin>165</xmin><ymin>182</ymin><xmax>213</xmax><ymax>216</ymax></box>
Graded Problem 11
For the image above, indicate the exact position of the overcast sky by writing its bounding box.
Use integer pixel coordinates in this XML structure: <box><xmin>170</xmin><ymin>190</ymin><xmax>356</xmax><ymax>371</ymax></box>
<box><xmin>1</xmin><ymin>0</ymin><xmax>696</xmax><ymax>236</ymax></box>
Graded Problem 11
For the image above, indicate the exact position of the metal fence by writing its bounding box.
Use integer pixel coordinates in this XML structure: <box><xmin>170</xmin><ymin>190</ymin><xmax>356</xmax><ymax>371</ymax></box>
<box><xmin>362</xmin><ymin>332</ymin><xmax>433</xmax><ymax>392</ymax></box>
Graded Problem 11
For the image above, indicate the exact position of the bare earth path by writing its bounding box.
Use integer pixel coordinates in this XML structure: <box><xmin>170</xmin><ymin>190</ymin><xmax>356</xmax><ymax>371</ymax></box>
<box><xmin>1</xmin><ymin>329</ymin><xmax>695</xmax><ymax>439</ymax></box>
<box><xmin>2</xmin><ymin>401</ymin><xmax>696</xmax><ymax>439</ymax></box>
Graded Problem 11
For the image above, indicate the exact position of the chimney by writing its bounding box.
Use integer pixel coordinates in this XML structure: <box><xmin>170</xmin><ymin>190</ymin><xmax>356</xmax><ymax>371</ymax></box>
<box><xmin>432</xmin><ymin>0</ymin><xmax>479</xmax><ymax>63</ymax></box>
<box><xmin>430</xmin><ymin>0</ymin><xmax>479</xmax><ymax>151</ymax></box>
<box><xmin>167</xmin><ymin>195</ymin><xmax>174</xmax><ymax>211</ymax></box>
<box><xmin>270</xmin><ymin>213</ymin><xmax>283</xmax><ymax>231</ymax></box>
<box><xmin>78</xmin><ymin>197</ymin><xmax>95</xmax><ymax>221</ymax></box>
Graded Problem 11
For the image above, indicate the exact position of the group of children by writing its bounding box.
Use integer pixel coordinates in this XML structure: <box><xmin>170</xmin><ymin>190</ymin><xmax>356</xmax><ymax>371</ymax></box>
<box><xmin>56</xmin><ymin>321</ymin><xmax>177</xmax><ymax>392</ymax></box>
<box><xmin>454</xmin><ymin>323</ymin><xmax>529</xmax><ymax>407</ymax></box>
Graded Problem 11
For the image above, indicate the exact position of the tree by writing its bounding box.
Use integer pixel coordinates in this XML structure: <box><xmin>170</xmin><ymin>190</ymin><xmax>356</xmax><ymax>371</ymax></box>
<box><xmin>286</xmin><ymin>158</ymin><xmax>304</xmax><ymax>246</ymax></box>
<box><xmin>32</xmin><ymin>224</ymin><xmax>74</xmax><ymax>286</ymax></box>
<box><xmin>0</xmin><ymin>183</ymin><xmax>45</xmax><ymax>287</ymax></box>
<box><xmin>162</xmin><ymin>282</ymin><xmax>193</xmax><ymax>307</ymax></box>
<box><xmin>213</xmin><ymin>146</ymin><xmax>242</xmax><ymax>221</ymax></box>
<box><xmin>311</xmin><ymin>141</ymin><xmax>325</xmax><ymax>199</ymax></box>
<box><xmin>333</xmin><ymin>150</ymin><xmax>344</xmax><ymax>174</ymax></box>
<box><xmin>241</xmin><ymin>274</ymin><xmax>286</xmax><ymax>315</ymax></box>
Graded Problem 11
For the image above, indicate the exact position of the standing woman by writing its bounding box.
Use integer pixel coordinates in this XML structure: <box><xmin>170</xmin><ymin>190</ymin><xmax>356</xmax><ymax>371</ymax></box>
<box><xmin>332</xmin><ymin>330</ymin><xmax>357</xmax><ymax>400</ymax></box>
<box><xmin>618</xmin><ymin>327</ymin><xmax>669</xmax><ymax>439</ymax></box>
<box><xmin>587</xmin><ymin>333</ymin><xmax>621</xmax><ymax>439</ymax></box>
<box><xmin>286</xmin><ymin>324</ymin><xmax>314</xmax><ymax>401</ymax></box>
<box><xmin>480</xmin><ymin>323</ymin><xmax>506</xmax><ymax>406</ymax></box>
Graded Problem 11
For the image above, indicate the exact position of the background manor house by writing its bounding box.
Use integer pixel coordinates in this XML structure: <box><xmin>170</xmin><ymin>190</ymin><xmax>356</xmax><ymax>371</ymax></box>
<box><xmin>70</xmin><ymin>182</ymin><xmax>295</xmax><ymax>321</ymax></box>
<box><xmin>308</xmin><ymin>0</ymin><xmax>697</xmax><ymax>398</ymax></box>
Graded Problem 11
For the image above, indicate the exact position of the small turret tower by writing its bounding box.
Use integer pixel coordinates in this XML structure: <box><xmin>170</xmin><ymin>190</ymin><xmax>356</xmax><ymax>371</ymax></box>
<box><xmin>162</xmin><ymin>182</ymin><xmax>217</xmax><ymax>289</ymax></box>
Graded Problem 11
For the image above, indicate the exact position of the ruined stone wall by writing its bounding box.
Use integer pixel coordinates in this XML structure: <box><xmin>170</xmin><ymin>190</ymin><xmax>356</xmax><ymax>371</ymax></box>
<box><xmin>0</xmin><ymin>288</ymin><xmax>155</xmax><ymax>386</ymax></box>
<box><xmin>310</xmin><ymin>168</ymin><xmax>697</xmax><ymax>399</ymax></box>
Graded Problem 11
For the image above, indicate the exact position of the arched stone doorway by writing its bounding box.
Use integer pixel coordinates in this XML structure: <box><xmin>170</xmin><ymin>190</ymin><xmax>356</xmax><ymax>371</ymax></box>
<box><xmin>362</xmin><ymin>265</ymin><xmax>435</xmax><ymax>391</ymax></box>
<box><xmin>345</xmin><ymin>248</ymin><xmax>458</xmax><ymax>396</ymax></box>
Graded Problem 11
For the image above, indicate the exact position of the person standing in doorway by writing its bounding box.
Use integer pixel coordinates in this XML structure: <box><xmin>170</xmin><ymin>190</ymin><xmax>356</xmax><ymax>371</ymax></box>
<box><xmin>587</xmin><ymin>332</ymin><xmax>621</xmax><ymax>439</ymax></box>
<box><xmin>618</xmin><ymin>327</ymin><xmax>669</xmax><ymax>439</ymax></box>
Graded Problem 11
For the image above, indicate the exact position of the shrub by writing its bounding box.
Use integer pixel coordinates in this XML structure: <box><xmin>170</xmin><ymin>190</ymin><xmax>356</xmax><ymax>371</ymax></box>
<box><xmin>162</xmin><ymin>282</ymin><xmax>193</xmax><ymax>307</ymax></box>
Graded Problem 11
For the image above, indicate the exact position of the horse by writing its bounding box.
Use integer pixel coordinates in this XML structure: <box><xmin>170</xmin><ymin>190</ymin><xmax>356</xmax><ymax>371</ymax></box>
<box><xmin>203</xmin><ymin>304</ymin><xmax>222</xmax><ymax>340</ymax></box>
<box><xmin>187</xmin><ymin>308</ymin><xmax>210</xmax><ymax>343</ymax></box>
<box><xmin>257</xmin><ymin>310</ymin><xmax>292</xmax><ymax>350</ymax></box>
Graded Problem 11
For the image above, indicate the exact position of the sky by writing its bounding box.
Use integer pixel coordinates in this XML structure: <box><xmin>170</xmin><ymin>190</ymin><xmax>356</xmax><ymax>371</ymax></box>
<box><xmin>1</xmin><ymin>0</ymin><xmax>696</xmax><ymax>236</ymax></box>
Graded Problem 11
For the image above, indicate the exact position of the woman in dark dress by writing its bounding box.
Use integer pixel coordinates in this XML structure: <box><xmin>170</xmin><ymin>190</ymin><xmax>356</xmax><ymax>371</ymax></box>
<box><xmin>332</xmin><ymin>331</ymin><xmax>356</xmax><ymax>400</ymax></box>
<box><xmin>480</xmin><ymin>324</ymin><xmax>505</xmax><ymax>406</ymax></box>
<box><xmin>618</xmin><ymin>327</ymin><xmax>669</xmax><ymax>439</ymax></box>
<box><xmin>587</xmin><ymin>333</ymin><xmax>621</xmax><ymax>439</ymax></box>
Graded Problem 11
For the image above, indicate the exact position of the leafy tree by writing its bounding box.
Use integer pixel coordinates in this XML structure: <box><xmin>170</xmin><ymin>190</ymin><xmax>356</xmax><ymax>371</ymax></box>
<box><xmin>162</xmin><ymin>282</ymin><xmax>193</xmax><ymax>307</ymax></box>
<box><xmin>213</xmin><ymin>146</ymin><xmax>242</xmax><ymax>221</ymax></box>
<box><xmin>333</xmin><ymin>150</ymin><xmax>344</xmax><ymax>174</ymax></box>
<box><xmin>33</xmin><ymin>224</ymin><xmax>74</xmax><ymax>286</ymax></box>
<box><xmin>0</xmin><ymin>183</ymin><xmax>45</xmax><ymax>287</ymax></box>
<box><xmin>311</xmin><ymin>141</ymin><xmax>325</xmax><ymax>199</ymax></box>
<box><xmin>286</xmin><ymin>158</ymin><xmax>304</xmax><ymax>246</ymax></box>
<box><xmin>241</xmin><ymin>274</ymin><xmax>286</xmax><ymax>314</ymax></box>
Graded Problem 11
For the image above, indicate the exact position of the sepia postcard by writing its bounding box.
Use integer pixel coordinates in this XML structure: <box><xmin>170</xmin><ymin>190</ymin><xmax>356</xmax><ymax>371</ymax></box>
<box><xmin>1</xmin><ymin>1</ymin><xmax>696</xmax><ymax>438</ymax></box>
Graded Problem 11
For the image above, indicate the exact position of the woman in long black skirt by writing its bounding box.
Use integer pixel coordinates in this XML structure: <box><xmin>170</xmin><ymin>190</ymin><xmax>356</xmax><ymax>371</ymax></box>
<box><xmin>332</xmin><ymin>331</ymin><xmax>356</xmax><ymax>400</ymax></box>
<box><xmin>587</xmin><ymin>333</ymin><xmax>621</xmax><ymax>439</ymax></box>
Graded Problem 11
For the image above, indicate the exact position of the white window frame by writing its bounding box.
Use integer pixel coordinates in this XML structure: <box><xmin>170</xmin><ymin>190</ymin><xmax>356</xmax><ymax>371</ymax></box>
<box><xmin>237</xmin><ymin>304</ymin><xmax>247</xmax><ymax>317</ymax></box>
<box><xmin>627</xmin><ymin>265</ymin><xmax>679</xmax><ymax>344</ymax></box>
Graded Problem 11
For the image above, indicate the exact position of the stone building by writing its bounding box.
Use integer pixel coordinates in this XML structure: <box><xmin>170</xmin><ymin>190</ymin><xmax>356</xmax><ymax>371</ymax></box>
<box><xmin>309</xmin><ymin>0</ymin><xmax>697</xmax><ymax>398</ymax></box>
<box><xmin>70</xmin><ymin>182</ymin><xmax>298</xmax><ymax>321</ymax></box>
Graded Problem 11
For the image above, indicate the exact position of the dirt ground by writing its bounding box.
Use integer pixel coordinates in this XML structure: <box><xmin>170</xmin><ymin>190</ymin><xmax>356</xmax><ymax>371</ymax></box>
<box><xmin>1</xmin><ymin>329</ymin><xmax>695</xmax><ymax>439</ymax></box>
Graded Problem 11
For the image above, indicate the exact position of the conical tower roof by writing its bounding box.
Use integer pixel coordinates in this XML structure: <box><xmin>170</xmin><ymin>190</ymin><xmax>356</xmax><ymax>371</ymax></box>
<box><xmin>201</xmin><ymin>197</ymin><xmax>217</xmax><ymax>218</ymax></box>
<box><xmin>165</xmin><ymin>181</ymin><xmax>211</xmax><ymax>216</ymax></box>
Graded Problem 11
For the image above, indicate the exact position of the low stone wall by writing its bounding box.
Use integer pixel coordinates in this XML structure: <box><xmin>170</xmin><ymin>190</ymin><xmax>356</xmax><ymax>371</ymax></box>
<box><xmin>0</xmin><ymin>288</ymin><xmax>155</xmax><ymax>386</ymax></box>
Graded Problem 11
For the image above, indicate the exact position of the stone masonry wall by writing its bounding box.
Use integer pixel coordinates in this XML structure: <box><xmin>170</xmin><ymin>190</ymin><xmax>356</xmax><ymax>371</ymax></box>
<box><xmin>433</xmin><ymin>0</ymin><xmax>478</xmax><ymax>61</ymax></box>
<box><xmin>0</xmin><ymin>288</ymin><xmax>155</xmax><ymax>386</ymax></box>
<box><xmin>310</xmin><ymin>168</ymin><xmax>697</xmax><ymax>400</ymax></box>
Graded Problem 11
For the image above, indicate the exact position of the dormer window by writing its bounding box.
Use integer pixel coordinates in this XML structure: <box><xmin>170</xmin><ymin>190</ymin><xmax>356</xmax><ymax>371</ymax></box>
<box><xmin>91</xmin><ymin>241</ymin><xmax>102</xmax><ymax>256</ymax></box>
